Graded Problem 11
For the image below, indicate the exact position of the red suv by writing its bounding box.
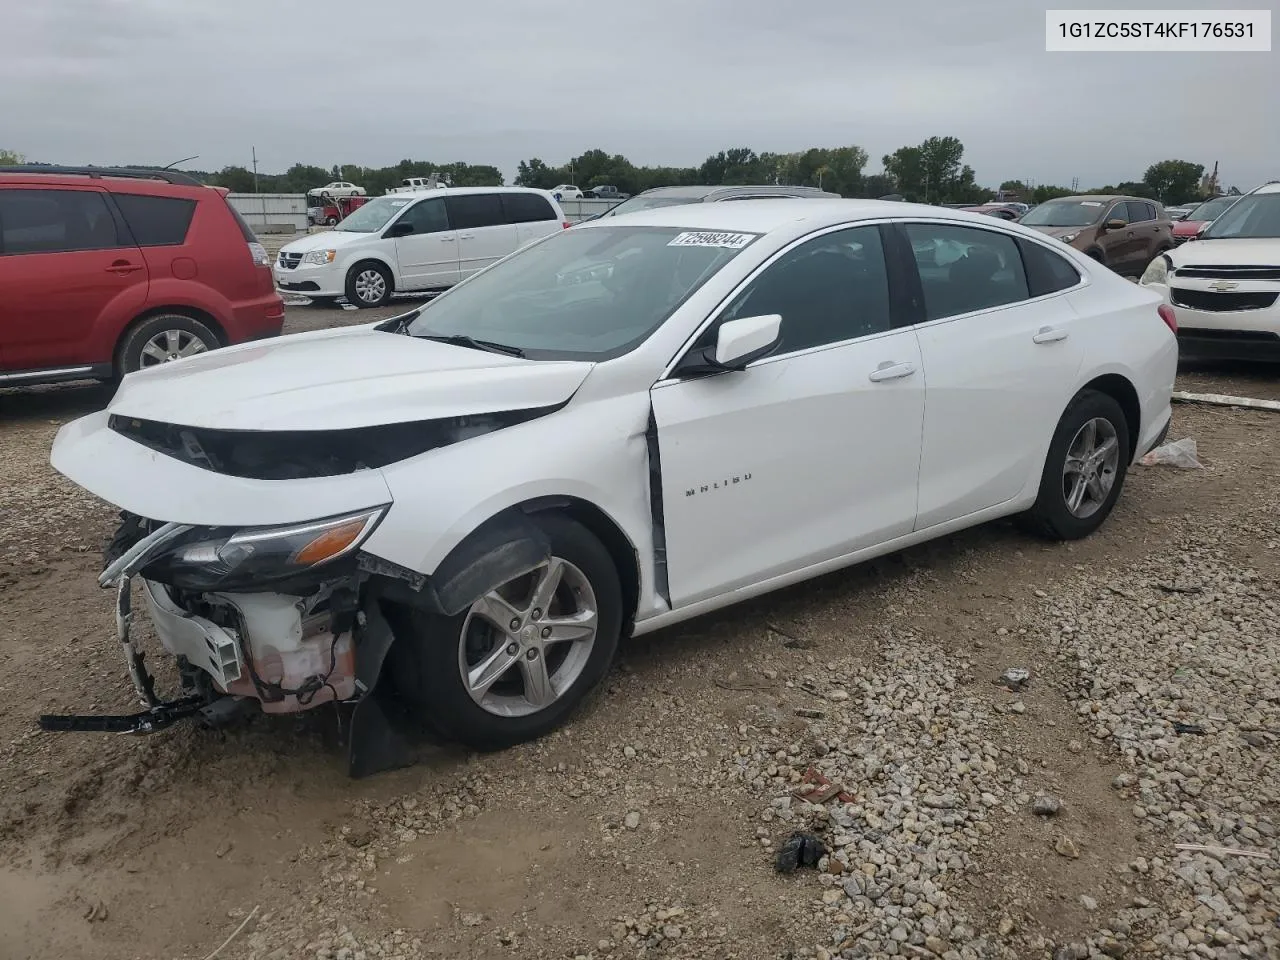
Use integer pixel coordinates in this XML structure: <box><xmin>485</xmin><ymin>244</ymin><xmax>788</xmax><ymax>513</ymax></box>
<box><xmin>0</xmin><ymin>166</ymin><xmax>284</xmax><ymax>387</ymax></box>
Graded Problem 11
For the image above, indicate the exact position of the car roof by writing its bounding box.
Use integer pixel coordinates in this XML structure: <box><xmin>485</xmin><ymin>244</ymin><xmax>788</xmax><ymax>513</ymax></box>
<box><xmin>387</xmin><ymin>186</ymin><xmax>553</xmax><ymax>197</ymax></box>
<box><xmin>575</xmin><ymin>197</ymin><xmax>1031</xmax><ymax>234</ymax></box>
<box><xmin>635</xmin><ymin>184</ymin><xmax>835</xmax><ymax>200</ymax></box>
<box><xmin>1052</xmin><ymin>194</ymin><xmax>1152</xmax><ymax>203</ymax></box>
<box><xmin>1252</xmin><ymin>181</ymin><xmax>1280</xmax><ymax>195</ymax></box>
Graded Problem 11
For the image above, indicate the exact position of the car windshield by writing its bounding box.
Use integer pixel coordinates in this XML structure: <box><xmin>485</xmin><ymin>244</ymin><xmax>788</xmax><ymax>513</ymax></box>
<box><xmin>1202</xmin><ymin>193</ymin><xmax>1280</xmax><ymax>239</ymax></box>
<box><xmin>601</xmin><ymin>195</ymin><xmax>706</xmax><ymax>218</ymax></box>
<box><xmin>404</xmin><ymin>225</ymin><xmax>759</xmax><ymax>360</ymax></box>
<box><xmin>1019</xmin><ymin>200</ymin><xmax>1106</xmax><ymax>227</ymax></box>
<box><xmin>333</xmin><ymin>196</ymin><xmax>412</xmax><ymax>232</ymax></box>
<box><xmin>1186</xmin><ymin>196</ymin><xmax>1236</xmax><ymax>222</ymax></box>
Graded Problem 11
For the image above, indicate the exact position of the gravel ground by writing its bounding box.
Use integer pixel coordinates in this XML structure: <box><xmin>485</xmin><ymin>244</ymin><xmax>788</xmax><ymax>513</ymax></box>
<box><xmin>0</xmin><ymin>308</ymin><xmax>1277</xmax><ymax>960</ymax></box>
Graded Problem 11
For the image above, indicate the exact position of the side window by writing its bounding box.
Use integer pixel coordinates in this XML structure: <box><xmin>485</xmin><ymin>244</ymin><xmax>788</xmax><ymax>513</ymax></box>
<box><xmin>1018</xmin><ymin>238</ymin><xmax>1082</xmax><ymax>297</ymax></box>
<box><xmin>398</xmin><ymin>197</ymin><xmax>450</xmax><ymax>235</ymax></box>
<box><xmin>904</xmin><ymin>222</ymin><xmax>1030</xmax><ymax>321</ymax></box>
<box><xmin>113</xmin><ymin>194</ymin><xmax>196</xmax><ymax>246</ymax></box>
<box><xmin>1105</xmin><ymin>202</ymin><xmax>1129</xmax><ymax>224</ymax></box>
<box><xmin>719</xmin><ymin>225</ymin><xmax>892</xmax><ymax>355</ymax></box>
<box><xmin>445</xmin><ymin>193</ymin><xmax>506</xmax><ymax>230</ymax></box>
<box><xmin>0</xmin><ymin>188</ymin><xmax>120</xmax><ymax>255</ymax></box>
<box><xmin>501</xmin><ymin>192</ymin><xmax>556</xmax><ymax>224</ymax></box>
<box><xmin>1126</xmin><ymin>201</ymin><xmax>1153</xmax><ymax>223</ymax></box>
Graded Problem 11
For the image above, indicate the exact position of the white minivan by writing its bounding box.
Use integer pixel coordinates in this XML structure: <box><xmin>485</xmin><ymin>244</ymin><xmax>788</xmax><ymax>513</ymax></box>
<box><xmin>275</xmin><ymin>187</ymin><xmax>569</xmax><ymax>307</ymax></box>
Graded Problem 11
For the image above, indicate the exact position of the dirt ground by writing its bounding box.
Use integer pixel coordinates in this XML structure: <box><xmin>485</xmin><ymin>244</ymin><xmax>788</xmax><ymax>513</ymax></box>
<box><xmin>0</xmin><ymin>305</ymin><xmax>1277</xmax><ymax>960</ymax></box>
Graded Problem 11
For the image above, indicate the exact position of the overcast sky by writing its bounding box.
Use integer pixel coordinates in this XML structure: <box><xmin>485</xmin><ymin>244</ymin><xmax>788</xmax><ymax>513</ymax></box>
<box><xmin>3</xmin><ymin>0</ymin><xmax>1276</xmax><ymax>191</ymax></box>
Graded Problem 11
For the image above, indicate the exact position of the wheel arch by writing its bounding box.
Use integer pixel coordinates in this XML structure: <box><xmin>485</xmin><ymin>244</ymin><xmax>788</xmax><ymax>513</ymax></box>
<box><xmin>114</xmin><ymin>305</ymin><xmax>229</xmax><ymax>374</ymax></box>
<box><xmin>1078</xmin><ymin>373</ymin><xmax>1141</xmax><ymax>460</ymax></box>
<box><xmin>345</xmin><ymin>256</ymin><xmax>396</xmax><ymax>289</ymax></box>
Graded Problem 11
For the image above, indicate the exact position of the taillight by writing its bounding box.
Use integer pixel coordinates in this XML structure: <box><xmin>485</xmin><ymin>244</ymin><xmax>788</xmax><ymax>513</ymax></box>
<box><xmin>248</xmin><ymin>241</ymin><xmax>269</xmax><ymax>267</ymax></box>
<box><xmin>1158</xmin><ymin>304</ymin><xmax>1178</xmax><ymax>334</ymax></box>
<box><xmin>562</xmin><ymin>220</ymin><xmax>572</xmax><ymax>229</ymax></box>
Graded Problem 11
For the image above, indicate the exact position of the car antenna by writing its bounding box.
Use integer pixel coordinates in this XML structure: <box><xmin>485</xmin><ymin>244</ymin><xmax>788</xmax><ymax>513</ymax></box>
<box><xmin>162</xmin><ymin>155</ymin><xmax>200</xmax><ymax>170</ymax></box>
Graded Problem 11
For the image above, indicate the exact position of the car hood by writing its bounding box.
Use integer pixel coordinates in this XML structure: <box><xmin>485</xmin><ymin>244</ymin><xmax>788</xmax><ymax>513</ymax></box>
<box><xmin>1168</xmin><ymin>237</ymin><xmax>1280</xmax><ymax>266</ymax></box>
<box><xmin>1173</xmin><ymin>219</ymin><xmax>1208</xmax><ymax>237</ymax></box>
<box><xmin>1026</xmin><ymin>225</ymin><xmax>1091</xmax><ymax>239</ymax></box>
<box><xmin>108</xmin><ymin>323</ymin><xmax>595</xmax><ymax>431</ymax></box>
<box><xmin>279</xmin><ymin>230</ymin><xmax>376</xmax><ymax>254</ymax></box>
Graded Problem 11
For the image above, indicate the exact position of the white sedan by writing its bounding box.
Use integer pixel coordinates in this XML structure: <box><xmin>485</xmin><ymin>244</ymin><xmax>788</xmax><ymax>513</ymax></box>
<box><xmin>49</xmin><ymin>200</ymin><xmax>1177</xmax><ymax>773</ymax></box>
<box><xmin>315</xmin><ymin>181</ymin><xmax>366</xmax><ymax>197</ymax></box>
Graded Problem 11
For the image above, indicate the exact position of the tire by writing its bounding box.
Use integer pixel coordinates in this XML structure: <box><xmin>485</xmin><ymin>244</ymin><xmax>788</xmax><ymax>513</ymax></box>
<box><xmin>1086</xmin><ymin>249</ymin><xmax>1106</xmax><ymax>265</ymax></box>
<box><xmin>1018</xmin><ymin>390</ymin><xmax>1130</xmax><ymax>541</ymax></box>
<box><xmin>387</xmin><ymin>513</ymin><xmax>623</xmax><ymax>751</ymax></box>
<box><xmin>117</xmin><ymin>313</ymin><xmax>221</xmax><ymax>376</ymax></box>
<box><xmin>325</xmin><ymin>216</ymin><xmax>338</xmax><ymax>226</ymax></box>
<box><xmin>345</xmin><ymin>261</ymin><xmax>393</xmax><ymax>308</ymax></box>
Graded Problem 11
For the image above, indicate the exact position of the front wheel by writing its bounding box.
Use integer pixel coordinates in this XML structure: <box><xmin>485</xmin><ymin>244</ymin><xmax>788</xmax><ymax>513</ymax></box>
<box><xmin>1019</xmin><ymin>390</ymin><xmax>1130</xmax><ymax>540</ymax></box>
<box><xmin>388</xmin><ymin>514</ymin><xmax>622</xmax><ymax>751</ymax></box>
<box><xmin>345</xmin><ymin>262</ymin><xmax>393</xmax><ymax>308</ymax></box>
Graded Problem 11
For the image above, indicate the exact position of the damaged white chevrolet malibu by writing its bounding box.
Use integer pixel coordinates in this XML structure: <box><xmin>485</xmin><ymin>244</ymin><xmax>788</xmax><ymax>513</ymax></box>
<box><xmin>48</xmin><ymin>200</ymin><xmax>1178</xmax><ymax>775</ymax></box>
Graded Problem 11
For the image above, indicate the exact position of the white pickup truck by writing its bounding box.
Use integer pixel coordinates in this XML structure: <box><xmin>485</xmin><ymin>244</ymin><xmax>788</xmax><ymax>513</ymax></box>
<box><xmin>386</xmin><ymin>174</ymin><xmax>449</xmax><ymax>194</ymax></box>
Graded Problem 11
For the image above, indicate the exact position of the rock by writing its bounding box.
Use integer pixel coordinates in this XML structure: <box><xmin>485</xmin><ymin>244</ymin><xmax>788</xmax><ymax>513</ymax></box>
<box><xmin>1079</xmin><ymin>895</ymin><xmax>1098</xmax><ymax>911</ymax></box>
<box><xmin>1032</xmin><ymin>795</ymin><xmax>1062</xmax><ymax>817</ymax></box>
<box><xmin>623</xmin><ymin>811</ymin><xmax>641</xmax><ymax>831</ymax></box>
<box><xmin>997</xmin><ymin>915</ymin><xmax>1016</xmax><ymax>936</ymax></box>
<box><xmin>1053</xmin><ymin>836</ymin><xmax>1080</xmax><ymax>859</ymax></box>
<box><xmin>1067</xmin><ymin>740</ymin><xmax>1083</xmax><ymax>754</ymax></box>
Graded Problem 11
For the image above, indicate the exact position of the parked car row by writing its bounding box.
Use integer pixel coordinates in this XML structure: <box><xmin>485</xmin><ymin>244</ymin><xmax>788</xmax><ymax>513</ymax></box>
<box><xmin>0</xmin><ymin>165</ymin><xmax>283</xmax><ymax>388</ymax></box>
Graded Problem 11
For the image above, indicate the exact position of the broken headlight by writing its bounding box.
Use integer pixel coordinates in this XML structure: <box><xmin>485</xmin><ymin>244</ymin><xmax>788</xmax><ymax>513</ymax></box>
<box><xmin>141</xmin><ymin>507</ymin><xmax>387</xmax><ymax>591</ymax></box>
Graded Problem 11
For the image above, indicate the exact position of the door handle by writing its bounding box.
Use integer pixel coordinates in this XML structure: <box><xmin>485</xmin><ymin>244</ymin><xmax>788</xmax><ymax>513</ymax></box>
<box><xmin>106</xmin><ymin>261</ymin><xmax>144</xmax><ymax>274</ymax></box>
<box><xmin>458</xmin><ymin>233</ymin><xmax>475</xmax><ymax>240</ymax></box>
<box><xmin>1033</xmin><ymin>325</ymin><xmax>1069</xmax><ymax>344</ymax></box>
<box><xmin>867</xmin><ymin>361</ymin><xmax>916</xmax><ymax>382</ymax></box>
<box><xmin>438</xmin><ymin>236</ymin><xmax>455</xmax><ymax>241</ymax></box>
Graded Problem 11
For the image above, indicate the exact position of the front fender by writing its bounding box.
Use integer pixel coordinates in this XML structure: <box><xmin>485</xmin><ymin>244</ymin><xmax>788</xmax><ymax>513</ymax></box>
<box><xmin>361</xmin><ymin>392</ymin><xmax>658</xmax><ymax>611</ymax></box>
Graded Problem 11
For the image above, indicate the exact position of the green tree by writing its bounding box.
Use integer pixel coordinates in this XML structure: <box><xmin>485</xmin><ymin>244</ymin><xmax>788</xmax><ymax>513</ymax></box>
<box><xmin>882</xmin><ymin>146</ymin><xmax>926</xmax><ymax>200</ymax></box>
<box><xmin>0</xmin><ymin>148</ymin><xmax>24</xmax><ymax>165</ymax></box>
<box><xmin>1142</xmin><ymin>160</ymin><xmax>1204</xmax><ymax>205</ymax></box>
<box><xmin>861</xmin><ymin>173</ymin><xmax>897</xmax><ymax>198</ymax></box>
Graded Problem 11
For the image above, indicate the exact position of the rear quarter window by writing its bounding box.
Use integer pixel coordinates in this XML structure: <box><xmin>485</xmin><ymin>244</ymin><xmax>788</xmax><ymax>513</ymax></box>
<box><xmin>1018</xmin><ymin>239</ymin><xmax>1082</xmax><ymax>296</ymax></box>
<box><xmin>446</xmin><ymin>193</ymin><xmax>505</xmax><ymax>230</ymax></box>
<box><xmin>113</xmin><ymin>193</ymin><xmax>197</xmax><ymax>246</ymax></box>
<box><xmin>501</xmin><ymin>192</ymin><xmax>556</xmax><ymax>224</ymax></box>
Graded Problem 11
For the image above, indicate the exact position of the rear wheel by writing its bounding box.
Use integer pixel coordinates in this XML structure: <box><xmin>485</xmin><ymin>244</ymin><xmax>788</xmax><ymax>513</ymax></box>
<box><xmin>118</xmin><ymin>313</ymin><xmax>220</xmax><ymax>376</ymax></box>
<box><xmin>388</xmin><ymin>514</ymin><xmax>622</xmax><ymax>750</ymax></box>
<box><xmin>345</xmin><ymin>262</ymin><xmax>393</xmax><ymax>308</ymax></box>
<box><xmin>1019</xmin><ymin>390</ymin><xmax>1130</xmax><ymax>540</ymax></box>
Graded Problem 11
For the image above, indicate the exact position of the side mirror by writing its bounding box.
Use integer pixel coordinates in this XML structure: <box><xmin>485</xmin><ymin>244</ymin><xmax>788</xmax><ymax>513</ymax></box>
<box><xmin>674</xmin><ymin>314</ymin><xmax>782</xmax><ymax>377</ymax></box>
<box><xmin>386</xmin><ymin>220</ymin><xmax>414</xmax><ymax>237</ymax></box>
<box><xmin>1104</xmin><ymin>218</ymin><xmax>1128</xmax><ymax>231</ymax></box>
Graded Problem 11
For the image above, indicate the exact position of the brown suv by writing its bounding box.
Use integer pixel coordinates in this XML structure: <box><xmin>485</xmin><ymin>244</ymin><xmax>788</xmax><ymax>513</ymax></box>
<box><xmin>1020</xmin><ymin>195</ymin><xmax>1174</xmax><ymax>277</ymax></box>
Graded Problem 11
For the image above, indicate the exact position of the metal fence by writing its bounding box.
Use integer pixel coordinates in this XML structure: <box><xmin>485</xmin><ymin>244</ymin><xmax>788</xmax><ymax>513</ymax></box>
<box><xmin>559</xmin><ymin>198</ymin><xmax>623</xmax><ymax>221</ymax></box>
<box><xmin>226</xmin><ymin>193</ymin><xmax>309</xmax><ymax>233</ymax></box>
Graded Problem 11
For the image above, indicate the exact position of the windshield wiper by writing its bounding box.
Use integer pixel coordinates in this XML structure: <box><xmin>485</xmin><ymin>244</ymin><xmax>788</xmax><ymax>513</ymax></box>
<box><xmin>416</xmin><ymin>334</ymin><xmax>525</xmax><ymax>358</ymax></box>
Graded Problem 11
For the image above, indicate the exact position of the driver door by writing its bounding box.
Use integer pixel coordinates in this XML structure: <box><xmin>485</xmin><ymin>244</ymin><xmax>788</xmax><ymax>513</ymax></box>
<box><xmin>650</xmin><ymin>224</ymin><xmax>926</xmax><ymax>608</ymax></box>
<box><xmin>392</xmin><ymin>196</ymin><xmax>460</xmax><ymax>290</ymax></box>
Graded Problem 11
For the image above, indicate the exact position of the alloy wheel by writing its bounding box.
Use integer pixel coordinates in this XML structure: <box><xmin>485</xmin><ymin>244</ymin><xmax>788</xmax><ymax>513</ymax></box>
<box><xmin>354</xmin><ymin>269</ymin><xmax>387</xmax><ymax>304</ymax></box>
<box><xmin>139</xmin><ymin>329</ymin><xmax>209</xmax><ymax>367</ymax></box>
<box><xmin>1062</xmin><ymin>417</ymin><xmax>1120</xmax><ymax>519</ymax></box>
<box><xmin>458</xmin><ymin>558</ymin><xmax>599</xmax><ymax>718</ymax></box>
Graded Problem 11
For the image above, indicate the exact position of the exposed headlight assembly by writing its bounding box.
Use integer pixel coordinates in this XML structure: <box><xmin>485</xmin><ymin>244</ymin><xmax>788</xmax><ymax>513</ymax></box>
<box><xmin>1059</xmin><ymin>233</ymin><xmax>1079</xmax><ymax>244</ymax></box>
<box><xmin>142</xmin><ymin>507</ymin><xmax>387</xmax><ymax>591</ymax></box>
<box><xmin>302</xmin><ymin>249</ymin><xmax>337</xmax><ymax>265</ymax></box>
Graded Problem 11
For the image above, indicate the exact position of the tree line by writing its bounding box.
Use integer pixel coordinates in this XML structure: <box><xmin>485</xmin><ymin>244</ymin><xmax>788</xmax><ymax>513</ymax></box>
<box><xmin>1</xmin><ymin>145</ymin><xmax>1231</xmax><ymax>207</ymax></box>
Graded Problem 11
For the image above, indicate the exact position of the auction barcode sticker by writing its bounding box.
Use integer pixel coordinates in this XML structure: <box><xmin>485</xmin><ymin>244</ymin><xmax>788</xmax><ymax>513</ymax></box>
<box><xmin>1046</xmin><ymin>9</ymin><xmax>1271</xmax><ymax>51</ymax></box>
<box><xmin>667</xmin><ymin>231</ymin><xmax>756</xmax><ymax>249</ymax></box>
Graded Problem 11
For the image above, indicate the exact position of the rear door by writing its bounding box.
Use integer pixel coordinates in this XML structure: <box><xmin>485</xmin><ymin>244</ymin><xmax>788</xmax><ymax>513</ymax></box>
<box><xmin>1127</xmin><ymin>201</ymin><xmax>1164</xmax><ymax>265</ymax></box>
<box><xmin>391</xmin><ymin>195</ymin><xmax>460</xmax><ymax>289</ymax></box>
<box><xmin>900</xmin><ymin>221</ymin><xmax>1085</xmax><ymax>529</ymax></box>
<box><xmin>501</xmin><ymin>191</ymin><xmax>561</xmax><ymax>249</ymax></box>
<box><xmin>445</xmin><ymin>193</ymin><xmax>517</xmax><ymax>279</ymax></box>
<box><xmin>0</xmin><ymin>185</ymin><xmax>148</xmax><ymax>373</ymax></box>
